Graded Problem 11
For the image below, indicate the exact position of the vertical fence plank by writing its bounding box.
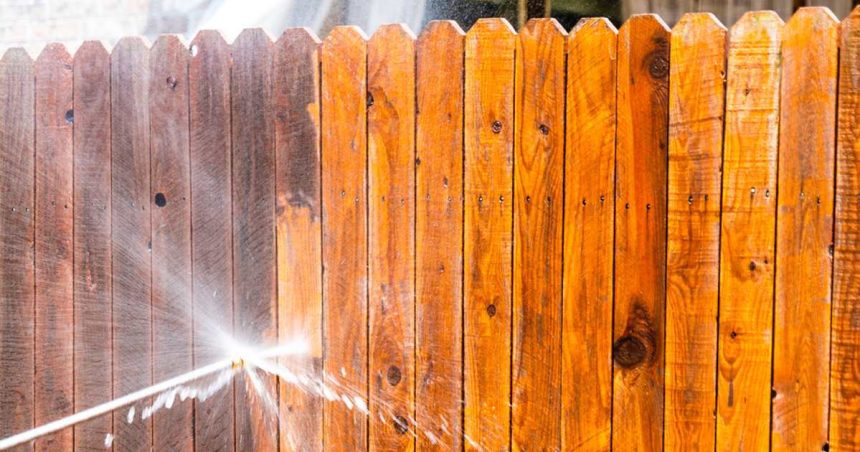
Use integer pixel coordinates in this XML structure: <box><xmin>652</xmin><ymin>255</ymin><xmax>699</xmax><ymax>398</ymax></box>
<box><xmin>189</xmin><ymin>30</ymin><xmax>235</xmax><ymax>451</ymax></box>
<box><xmin>110</xmin><ymin>36</ymin><xmax>152</xmax><ymax>452</ymax></box>
<box><xmin>367</xmin><ymin>24</ymin><xmax>416</xmax><ymax>450</ymax></box>
<box><xmin>273</xmin><ymin>27</ymin><xmax>323</xmax><ymax>452</ymax></box>
<box><xmin>563</xmin><ymin>17</ymin><xmax>617</xmax><ymax>452</ymax></box>
<box><xmin>0</xmin><ymin>47</ymin><xmax>34</xmax><ymax>446</ymax></box>
<box><xmin>33</xmin><ymin>43</ymin><xmax>73</xmax><ymax>452</ymax></box>
<box><xmin>73</xmin><ymin>41</ymin><xmax>113</xmax><ymax>450</ymax></box>
<box><xmin>772</xmin><ymin>7</ymin><xmax>838</xmax><ymax>450</ymax></box>
<box><xmin>512</xmin><ymin>18</ymin><xmax>565</xmax><ymax>451</ymax></box>
<box><xmin>415</xmin><ymin>20</ymin><xmax>464</xmax><ymax>450</ymax></box>
<box><xmin>464</xmin><ymin>18</ymin><xmax>516</xmax><ymax>450</ymax></box>
<box><xmin>832</xmin><ymin>6</ymin><xmax>860</xmax><ymax>450</ymax></box>
<box><xmin>613</xmin><ymin>14</ymin><xmax>670</xmax><ymax>451</ymax></box>
<box><xmin>150</xmin><ymin>35</ymin><xmax>193</xmax><ymax>451</ymax></box>
<box><xmin>231</xmin><ymin>28</ymin><xmax>278</xmax><ymax>452</ymax></box>
<box><xmin>715</xmin><ymin>11</ymin><xmax>782</xmax><ymax>452</ymax></box>
<box><xmin>665</xmin><ymin>12</ymin><xmax>725</xmax><ymax>451</ymax></box>
<box><xmin>321</xmin><ymin>26</ymin><xmax>368</xmax><ymax>451</ymax></box>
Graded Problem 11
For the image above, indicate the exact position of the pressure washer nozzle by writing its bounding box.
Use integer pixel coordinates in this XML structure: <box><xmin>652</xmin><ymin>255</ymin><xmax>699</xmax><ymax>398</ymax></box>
<box><xmin>231</xmin><ymin>358</ymin><xmax>245</xmax><ymax>369</ymax></box>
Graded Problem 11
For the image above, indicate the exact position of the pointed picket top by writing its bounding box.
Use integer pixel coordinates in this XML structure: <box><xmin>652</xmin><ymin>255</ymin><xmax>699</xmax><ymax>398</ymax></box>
<box><xmin>673</xmin><ymin>12</ymin><xmax>727</xmax><ymax>34</ymax></box>
<box><xmin>520</xmin><ymin>17</ymin><xmax>567</xmax><ymax>39</ymax></box>
<box><xmin>418</xmin><ymin>20</ymin><xmax>465</xmax><ymax>42</ymax></box>
<box><xmin>152</xmin><ymin>34</ymin><xmax>189</xmax><ymax>54</ymax></box>
<box><xmin>371</xmin><ymin>23</ymin><xmax>417</xmax><ymax>43</ymax></box>
<box><xmin>35</xmin><ymin>43</ymin><xmax>72</xmax><ymax>66</ymax></box>
<box><xmin>323</xmin><ymin>25</ymin><xmax>369</xmax><ymax>52</ymax></box>
<box><xmin>111</xmin><ymin>36</ymin><xmax>149</xmax><ymax>68</ymax></box>
<box><xmin>233</xmin><ymin>27</ymin><xmax>274</xmax><ymax>52</ymax></box>
<box><xmin>1</xmin><ymin>47</ymin><xmax>34</xmax><ymax>65</ymax></box>
<box><xmin>730</xmin><ymin>10</ymin><xmax>784</xmax><ymax>44</ymax></box>
<box><xmin>190</xmin><ymin>29</ymin><xmax>230</xmax><ymax>58</ymax></box>
<box><xmin>571</xmin><ymin>17</ymin><xmax>618</xmax><ymax>36</ymax></box>
<box><xmin>276</xmin><ymin>27</ymin><xmax>321</xmax><ymax>48</ymax></box>
<box><xmin>467</xmin><ymin>17</ymin><xmax>517</xmax><ymax>37</ymax></box>
<box><xmin>620</xmin><ymin>13</ymin><xmax>671</xmax><ymax>35</ymax></box>
<box><xmin>787</xmin><ymin>6</ymin><xmax>839</xmax><ymax>27</ymax></box>
<box><xmin>74</xmin><ymin>40</ymin><xmax>110</xmax><ymax>61</ymax></box>
<box><xmin>842</xmin><ymin>6</ymin><xmax>860</xmax><ymax>48</ymax></box>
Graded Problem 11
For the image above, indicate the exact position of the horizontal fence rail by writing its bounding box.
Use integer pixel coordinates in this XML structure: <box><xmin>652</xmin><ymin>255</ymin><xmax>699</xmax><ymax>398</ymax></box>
<box><xmin>1</xmin><ymin>6</ymin><xmax>860</xmax><ymax>452</ymax></box>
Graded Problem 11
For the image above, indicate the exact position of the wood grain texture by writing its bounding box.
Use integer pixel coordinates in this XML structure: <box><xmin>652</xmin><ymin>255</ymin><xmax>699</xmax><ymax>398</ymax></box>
<box><xmin>832</xmin><ymin>6</ymin><xmax>860</xmax><ymax>450</ymax></box>
<box><xmin>0</xmin><ymin>47</ymin><xmax>34</xmax><ymax>446</ymax></box>
<box><xmin>562</xmin><ymin>17</ymin><xmax>617</xmax><ymax>452</ymax></box>
<box><xmin>150</xmin><ymin>34</ymin><xmax>193</xmax><ymax>452</ymax></box>
<box><xmin>613</xmin><ymin>14</ymin><xmax>670</xmax><ymax>451</ymax></box>
<box><xmin>110</xmin><ymin>36</ymin><xmax>152</xmax><ymax>452</ymax></box>
<box><xmin>321</xmin><ymin>26</ymin><xmax>368</xmax><ymax>451</ymax></box>
<box><xmin>415</xmin><ymin>20</ymin><xmax>464</xmax><ymax>451</ymax></box>
<box><xmin>368</xmin><ymin>24</ymin><xmax>416</xmax><ymax>451</ymax></box>
<box><xmin>772</xmin><ymin>7</ymin><xmax>838</xmax><ymax>450</ymax></box>
<box><xmin>273</xmin><ymin>27</ymin><xmax>323</xmax><ymax>452</ymax></box>
<box><xmin>73</xmin><ymin>41</ymin><xmax>113</xmax><ymax>450</ymax></box>
<box><xmin>33</xmin><ymin>43</ymin><xmax>74</xmax><ymax>452</ymax></box>
<box><xmin>665</xmin><ymin>13</ymin><xmax>725</xmax><ymax>451</ymax></box>
<box><xmin>464</xmin><ymin>18</ymin><xmax>516</xmax><ymax>451</ymax></box>
<box><xmin>715</xmin><ymin>11</ymin><xmax>782</xmax><ymax>452</ymax></box>
<box><xmin>512</xmin><ymin>18</ymin><xmax>565</xmax><ymax>451</ymax></box>
<box><xmin>189</xmin><ymin>30</ymin><xmax>235</xmax><ymax>452</ymax></box>
<box><xmin>231</xmin><ymin>28</ymin><xmax>278</xmax><ymax>452</ymax></box>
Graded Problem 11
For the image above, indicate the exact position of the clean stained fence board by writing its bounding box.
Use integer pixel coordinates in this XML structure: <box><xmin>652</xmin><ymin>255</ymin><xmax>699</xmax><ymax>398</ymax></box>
<box><xmin>273</xmin><ymin>27</ymin><xmax>323</xmax><ymax>452</ymax></box>
<box><xmin>464</xmin><ymin>18</ymin><xmax>516</xmax><ymax>450</ymax></box>
<box><xmin>833</xmin><ymin>6</ymin><xmax>860</xmax><ymax>450</ymax></box>
<box><xmin>715</xmin><ymin>11</ymin><xmax>782</xmax><ymax>452</ymax></box>
<box><xmin>512</xmin><ymin>18</ymin><xmax>565</xmax><ymax>451</ymax></box>
<box><xmin>368</xmin><ymin>24</ymin><xmax>416</xmax><ymax>449</ymax></box>
<box><xmin>415</xmin><ymin>20</ymin><xmax>464</xmax><ymax>450</ymax></box>
<box><xmin>0</xmin><ymin>47</ymin><xmax>34</xmax><ymax>445</ymax></box>
<box><xmin>150</xmin><ymin>35</ymin><xmax>193</xmax><ymax>451</ymax></box>
<box><xmin>231</xmin><ymin>28</ymin><xmax>278</xmax><ymax>452</ymax></box>
<box><xmin>33</xmin><ymin>43</ymin><xmax>74</xmax><ymax>452</ymax></box>
<box><xmin>665</xmin><ymin>12</ymin><xmax>725</xmax><ymax>451</ymax></box>
<box><xmin>73</xmin><ymin>41</ymin><xmax>113</xmax><ymax>450</ymax></box>
<box><xmin>189</xmin><ymin>30</ymin><xmax>235</xmax><ymax>451</ymax></box>
<box><xmin>772</xmin><ymin>7</ymin><xmax>838</xmax><ymax>450</ymax></box>
<box><xmin>562</xmin><ymin>17</ymin><xmax>617</xmax><ymax>452</ymax></box>
<box><xmin>613</xmin><ymin>14</ymin><xmax>670</xmax><ymax>451</ymax></box>
<box><xmin>110</xmin><ymin>36</ymin><xmax>152</xmax><ymax>451</ymax></box>
<box><xmin>321</xmin><ymin>25</ymin><xmax>368</xmax><ymax>450</ymax></box>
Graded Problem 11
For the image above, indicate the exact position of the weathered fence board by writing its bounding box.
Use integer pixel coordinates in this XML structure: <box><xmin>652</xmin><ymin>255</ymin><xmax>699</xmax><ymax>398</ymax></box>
<box><xmin>716</xmin><ymin>11</ymin><xmax>782</xmax><ymax>451</ymax></box>
<box><xmin>665</xmin><ymin>12</ymin><xmax>725</xmax><ymax>451</ymax></box>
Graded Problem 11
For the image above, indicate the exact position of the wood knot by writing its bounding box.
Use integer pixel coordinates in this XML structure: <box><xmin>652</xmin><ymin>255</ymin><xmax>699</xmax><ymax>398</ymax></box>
<box><xmin>366</xmin><ymin>92</ymin><xmax>374</xmax><ymax>107</ymax></box>
<box><xmin>486</xmin><ymin>304</ymin><xmax>496</xmax><ymax>317</ymax></box>
<box><xmin>613</xmin><ymin>336</ymin><xmax>646</xmax><ymax>368</ymax></box>
<box><xmin>491</xmin><ymin>120</ymin><xmax>502</xmax><ymax>134</ymax></box>
<box><xmin>646</xmin><ymin>52</ymin><xmax>669</xmax><ymax>79</ymax></box>
<box><xmin>393</xmin><ymin>415</ymin><xmax>409</xmax><ymax>435</ymax></box>
<box><xmin>386</xmin><ymin>365</ymin><xmax>401</xmax><ymax>386</ymax></box>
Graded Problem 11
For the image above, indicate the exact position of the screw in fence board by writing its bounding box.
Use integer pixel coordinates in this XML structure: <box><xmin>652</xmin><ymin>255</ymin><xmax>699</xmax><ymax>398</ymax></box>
<box><xmin>188</xmin><ymin>29</ymin><xmax>236</xmax><ymax>451</ymax></box>
<box><xmin>464</xmin><ymin>17</ymin><xmax>516</xmax><ymax>451</ymax></box>
<box><xmin>72</xmin><ymin>41</ymin><xmax>113</xmax><ymax>451</ymax></box>
<box><xmin>562</xmin><ymin>17</ymin><xmax>617</xmax><ymax>452</ymax></box>
<box><xmin>665</xmin><ymin>12</ymin><xmax>725</xmax><ymax>452</ymax></box>
<box><xmin>110</xmin><ymin>35</ymin><xmax>153</xmax><ymax>452</ymax></box>
<box><xmin>231</xmin><ymin>28</ymin><xmax>278</xmax><ymax>452</ymax></box>
<box><xmin>612</xmin><ymin>13</ymin><xmax>670</xmax><ymax>452</ymax></box>
<box><xmin>415</xmin><ymin>20</ymin><xmax>465</xmax><ymax>452</ymax></box>
<box><xmin>321</xmin><ymin>25</ymin><xmax>368</xmax><ymax>451</ymax></box>
<box><xmin>772</xmin><ymin>7</ymin><xmax>838</xmax><ymax>450</ymax></box>
<box><xmin>273</xmin><ymin>27</ymin><xmax>323</xmax><ymax>452</ymax></box>
<box><xmin>0</xmin><ymin>47</ymin><xmax>35</xmax><ymax>448</ymax></box>
<box><xmin>150</xmin><ymin>34</ymin><xmax>193</xmax><ymax>452</ymax></box>
<box><xmin>512</xmin><ymin>17</ymin><xmax>565</xmax><ymax>452</ymax></box>
<box><xmin>34</xmin><ymin>43</ymin><xmax>74</xmax><ymax>452</ymax></box>
<box><xmin>367</xmin><ymin>23</ymin><xmax>417</xmax><ymax>451</ymax></box>
<box><xmin>715</xmin><ymin>11</ymin><xmax>782</xmax><ymax>452</ymax></box>
<box><xmin>832</xmin><ymin>6</ymin><xmax>860</xmax><ymax>450</ymax></box>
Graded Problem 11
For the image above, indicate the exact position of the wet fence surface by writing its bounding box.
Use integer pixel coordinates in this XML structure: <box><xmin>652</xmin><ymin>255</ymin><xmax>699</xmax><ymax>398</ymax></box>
<box><xmin>1</xmin><ymin>6</ymin><xmax>860</xmax><ymax>452</ymax></box>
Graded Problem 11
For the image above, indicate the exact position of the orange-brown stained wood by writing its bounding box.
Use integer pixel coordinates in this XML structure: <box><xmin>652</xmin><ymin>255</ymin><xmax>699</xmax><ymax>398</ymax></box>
<box><xmin>321</xmin><ymin>26</ymin><xmax>368</xmax><ymax>451</ymax></box>
<box><xmin>231</xmin><ymin>28</ymin><xmax>278</xmax><ymax>452</ymax></box>
<box><xmin>368</xmin><ymin>24</ymin><xmax>416</xmax><ymax>451</ymax></box>
<box><xmin>150</xmin><ymin>34</ymin><xmax>193</xmax><ymax>452</ymax></box>
<box><xmin>189</xmin><ymin>30</ymin><xmax>235</xmax><ymax>451</ymax></box>
<box><xmin>33</xmin><ymin>43</ymin><xmax>74</xmax><ymax>452</ymax></box>
<box><xmin>0</xmin><ymin>47</ymin><xmax>34</xmax><ymax>447</ymax></box>
<box><xmin>613</xmin><ymin>14</ymin><xmax>670</xmax><ymax>451</ymax></box>
<box><xmin>110</xmin><ymin>36</ymin><xmax>152</xmax><ymax>452</ymax></box>
<box><xmin>415</xmin><ymin>20</ymin><xmax>464</xmax><ymax>451</ymax></box>
<box><xmin>833</xmin><ymin>6</ymin><xmax>860</xmax><ymax>450</ymax></box>
<box><xmin>716</xmin><ymin>11</ymin><xmax>782</xmax><ymax>452</ymax></box>
<box><xmin>665</xmin><ymin>12</ymin><xmax>725</xmax><ymax>451</ymax></box>
<box><xmin>464</xmin><ymin>18</ymin><xmax>515</xmax><ymax>451</ymax></box>
<box><xmin>512</xmin><ymin>18</ymin><xmax>565</xmax><ymax>451</ymax></box>
<box><xmin>273</xmin><ymin>27</ymin><xmax>323</xmax><ymax>452</ymax></box>
<box><xmin>772</xmin><ymin>7</ymin><xmax>838</xmax><ymax>451</ymax></box>
<box><xmin>562</xmin><ymin>17</ymin><xmax>616</xmax><ymax>452</ymax></box>
<box><xmin>73</xmin><ymin>41</ymin><xmax>113</xmax><ymax>450</ymax></box>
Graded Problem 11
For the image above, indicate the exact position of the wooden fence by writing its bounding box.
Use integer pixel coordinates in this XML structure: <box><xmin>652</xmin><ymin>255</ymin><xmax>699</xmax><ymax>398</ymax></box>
<box><xmin>1</xmin><ymin>6</ymin><xmax>860</xmax><ymax>452</ymax></box>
